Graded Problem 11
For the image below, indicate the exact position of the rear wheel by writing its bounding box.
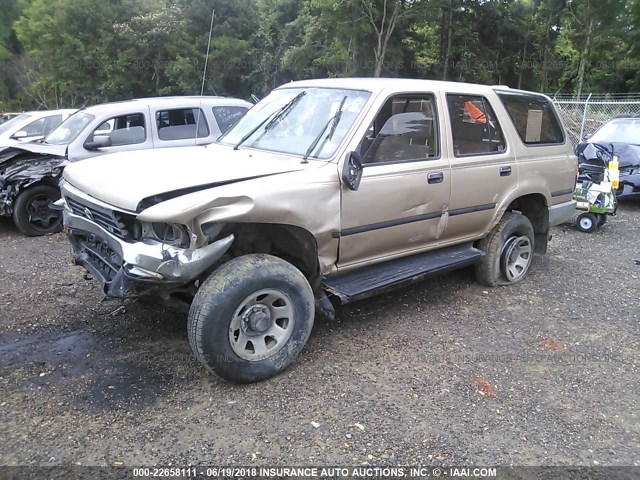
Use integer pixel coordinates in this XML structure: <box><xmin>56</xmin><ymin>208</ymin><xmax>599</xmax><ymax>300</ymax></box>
<box><xmin>12</xmin><ymin>185</ymin><xmax>62</xmax><ymax>236</ymax></box>
<box><xmin>188</xmin><ymin>254</ymin><xmax>315</xmax><ymax>383</ymax></box>
<box><xmin>576</xmin><ymin>212</ymin><xmax>598</xmax><ymax>233</ymax></box>
<box><xmin>475</xmin><ymin>212</ymin><xmax>535</xmax><ymax>287</ymax></box>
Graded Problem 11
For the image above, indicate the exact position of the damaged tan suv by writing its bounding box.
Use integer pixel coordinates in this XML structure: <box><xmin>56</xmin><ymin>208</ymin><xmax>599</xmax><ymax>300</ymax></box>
<box><xmin>59</xmin><ymin>78</ymin><xmax>577</xmax><ymax>383</ymax></box>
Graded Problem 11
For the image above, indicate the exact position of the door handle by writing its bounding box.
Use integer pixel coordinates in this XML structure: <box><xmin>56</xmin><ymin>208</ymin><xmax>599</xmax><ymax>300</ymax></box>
<box><xmin>499</xmin><ymin>166</ymin><xmax>512</xmax><ymax>177</ymax></box>
<box><xmin>427</xmin><ymin>172</ymin><xmax>444</xmax><ymax>184</ymax></box>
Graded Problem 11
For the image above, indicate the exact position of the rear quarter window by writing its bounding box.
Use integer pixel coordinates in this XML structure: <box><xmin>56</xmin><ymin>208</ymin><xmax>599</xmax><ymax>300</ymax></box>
<box><xmin>447</xmin><ymin>94</ymin><xmax>506</xmax><ymax>157</ymax></box>
<box><xmin>213</xmin><ymin>106</ymin><xmax>249</xmax><ymax>134</ymax></box>
<box><xmin>497</xmin><ymin>91</ymin><xmax>565</xmax><ymax>145</ymax></box>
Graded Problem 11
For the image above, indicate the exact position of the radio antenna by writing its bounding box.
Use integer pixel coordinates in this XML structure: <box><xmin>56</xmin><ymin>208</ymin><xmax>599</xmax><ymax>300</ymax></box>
<box><xmin>196</xmin><ymin>8</ymin><xmax>215</xmax><ymax>146</ymax></box>
<box><xmin>200</xmin><ymin>9</ymin><xmax>215</xmax><ymax>96</ymax></box>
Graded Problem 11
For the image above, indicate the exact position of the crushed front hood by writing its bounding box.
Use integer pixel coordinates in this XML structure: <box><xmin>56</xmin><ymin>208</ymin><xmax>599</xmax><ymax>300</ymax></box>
<box><xmin>0</xmin><ymin>147</ymin><xmax>67</xmax><ymax>181</ymax></box>
<box><xmin>0</xmin><ymin>142</ymin><xmax>67</xmax><ymax>160</ymax></box>
<box><xmin>63</xmin><ymin>144</ymin><xmax>312</xmax><ymax>212</ymax></box>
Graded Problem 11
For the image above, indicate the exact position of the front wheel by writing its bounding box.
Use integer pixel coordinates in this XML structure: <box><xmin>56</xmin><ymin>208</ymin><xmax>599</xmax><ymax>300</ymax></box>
<box><xmin>187</xmin><ymin>254</ymin><xmax>315</xmax><ymax>383</ymax></box>
<box><xmin>12</xmin><ymin>184</ymin><xmax>63</xmax><ymax>236</ymax></box>
<box><xmin>475</xmin><ymin>212</ymin><xmax>535</xmax><ymax>287</ymax></box>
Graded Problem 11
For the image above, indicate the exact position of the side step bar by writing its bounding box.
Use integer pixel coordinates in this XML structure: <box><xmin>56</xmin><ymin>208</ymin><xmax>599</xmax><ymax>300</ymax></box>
<box><xmin>323</xmin><ymin>243</ymin><xmax>484</xmax><ymax>304</ymax></box>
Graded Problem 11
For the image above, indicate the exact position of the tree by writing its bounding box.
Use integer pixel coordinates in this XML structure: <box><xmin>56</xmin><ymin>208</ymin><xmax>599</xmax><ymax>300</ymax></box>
<box><xmin>534</xmin><ymin>0</ymin><xmax>566</xmax><ymax>92</ymax></box>
<box><xmin>1</xmin><ymin>0</ymin><xmax>636</xmax><ymax>109</ymax></box>
<box><xmin>176</xmin><ymin>0</ymin><xmax>262</xmax><ymax>98</ymax></box>
<box><xmin>111</xmin><ymin>4</ymin><xmax>196</xmax><ymax>96</ymax></box>
<box><xmin>360</xmin><ymin>0</ymin><xmax>403</xmax><ymax>76</ymax></box>
<box><xmin>14</xmin><ymin>0</ymin><xmax>162</xmax><ymax>106</ymax></box>
<box><xmin>560</xmin><ymin>0</ymin><xmax>626</xmax><ymax>97</ymax></box>
<box><xmin>252</xmin><ymin>0</ymin><xmax>304</xmax><ymax>93</ymax></box>
<box><xmin>0</xmin><ymin>0</ymin><xmax>24</xmax><ymax>109</ymax></box>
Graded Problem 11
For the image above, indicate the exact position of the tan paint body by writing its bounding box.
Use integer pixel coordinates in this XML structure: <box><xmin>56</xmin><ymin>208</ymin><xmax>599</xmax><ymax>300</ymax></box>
<box><xmin>62</xmin><ymin>78</ymin><xmax>576</xmax><ymax>278</ymax></box>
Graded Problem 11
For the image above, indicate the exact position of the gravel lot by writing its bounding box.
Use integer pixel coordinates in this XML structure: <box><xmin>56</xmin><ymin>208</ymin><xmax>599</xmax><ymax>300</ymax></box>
<box><xmin>1</xmin><ymin>202</ymin><xmax>639</xmax><ymax>468</ymax></box>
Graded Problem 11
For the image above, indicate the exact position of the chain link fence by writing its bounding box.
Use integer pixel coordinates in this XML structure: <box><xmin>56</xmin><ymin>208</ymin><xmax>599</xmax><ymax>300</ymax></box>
<box><xmin>552</xmin><ymin>94</ymin><xmax>640</xmax><ymax>147</ymax></box>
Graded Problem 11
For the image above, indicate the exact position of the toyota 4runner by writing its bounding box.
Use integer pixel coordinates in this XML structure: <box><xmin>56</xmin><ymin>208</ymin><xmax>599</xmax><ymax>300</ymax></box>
<box><xmin>59</xmin><ymin>78</ymin><xmax>577</xmax><ymax>383</ymax></box>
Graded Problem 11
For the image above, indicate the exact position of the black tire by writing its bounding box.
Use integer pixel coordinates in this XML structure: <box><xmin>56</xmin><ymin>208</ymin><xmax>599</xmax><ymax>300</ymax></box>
<box><xmin>576</xmin><ymin>212</ymin><xmax>598</xmax><ymax>233</ymax></box>
<box><xmin>596</xmin><ymin>214</ymin><xmax>607</xmax><ymax>227</ymax></box>
<box><xmin>188</xmin><ymin>254</ymin><xmax>315</xmax><ymax>383</ymax></box>
<box><xmin>475</xmin><ymin>212</ymin><xmax>535</xmax><ymax>287</ymax></box>
<box><xmin>12</xmin><ymin>184</ymin><xmax>63</xmax><ymax>236</ymax></box>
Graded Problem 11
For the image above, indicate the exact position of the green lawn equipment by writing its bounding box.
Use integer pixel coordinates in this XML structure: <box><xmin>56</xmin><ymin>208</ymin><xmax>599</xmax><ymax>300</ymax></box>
<box><xmin>573</xmin><ymin>143</ymin><xmax>619</xmax><ymax>233</ymax></box>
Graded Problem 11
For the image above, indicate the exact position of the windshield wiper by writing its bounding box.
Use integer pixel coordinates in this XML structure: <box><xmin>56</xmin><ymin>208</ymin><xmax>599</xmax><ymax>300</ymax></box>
<box><xmin>233</xmin><ymin>91</ymin><xmax>306</xmax><ymax>150</ymax></box>
<box><xmin>301</xmin><ymin>96</ymin><xmax>347</xmax><ymax>163</ymax></box>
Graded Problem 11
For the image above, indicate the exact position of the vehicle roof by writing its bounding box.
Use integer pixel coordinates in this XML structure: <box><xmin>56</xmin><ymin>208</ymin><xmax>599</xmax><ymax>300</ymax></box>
<box><xmin>82</xmin><ymin>96</ymin><xmax>252</xmax><ymax>115</ymax></box>
<box><xmin>21</xmin><ymin>108</ymin><xmax>77</xmax><ymax>117</ymax></box>
<box><xmin>279</xmin><ymin>77</ymin><xmax>549</xmax><ymax>98</ymax></box>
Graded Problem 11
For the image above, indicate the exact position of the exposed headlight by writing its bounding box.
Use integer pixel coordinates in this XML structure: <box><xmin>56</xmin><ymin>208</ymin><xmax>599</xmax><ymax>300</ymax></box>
<box><xmin>142</xmin><ymin>222</ymin><xmax>190</xmax><ymax>248</ymax></box>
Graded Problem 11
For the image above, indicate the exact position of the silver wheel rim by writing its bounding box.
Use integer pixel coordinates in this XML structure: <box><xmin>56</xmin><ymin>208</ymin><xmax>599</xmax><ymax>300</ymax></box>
<box><xmin>228</xmin><ymin>288</ymin><xmax>295</xmax><ymax>361</ymax></box>
<box><xmin>501</xmin><ymin>236</ymin><xmax>532</xmax><ymax>282</ymax></box>
<box><xmin>579</xmin><ymin>216</ymin><xmax>593</xmax><ymax>230</ymax></box>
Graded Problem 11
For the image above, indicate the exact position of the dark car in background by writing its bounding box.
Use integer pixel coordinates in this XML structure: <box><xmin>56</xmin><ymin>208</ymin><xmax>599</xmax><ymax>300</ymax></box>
<box><xmin>579</xmin><ymin>115</ymin><xmax>640</xmax><ymax>198</ymax></box>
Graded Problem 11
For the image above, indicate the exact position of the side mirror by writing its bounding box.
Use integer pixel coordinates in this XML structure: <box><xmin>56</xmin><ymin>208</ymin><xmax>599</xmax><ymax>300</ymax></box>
<box><xmin>84</xmin><ymin>135</ymin><xmax>112</xmax><ymax>151</ymax></box>
<box><xmin>341</xmin><ymin>151</ymin><xmax>363</xmax><ymax>191</ymax></box>
<box><xmin>11</xmin><ymin>130</ymin><xmax>28</xmax><ymax>139</ymax></box>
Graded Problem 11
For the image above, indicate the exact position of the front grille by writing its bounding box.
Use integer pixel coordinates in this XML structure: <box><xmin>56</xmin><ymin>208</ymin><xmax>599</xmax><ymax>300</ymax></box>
<box><xmin>79</xmin><ymin>235</ymin><xmax>124</xmax><ymax>283</ymax></box>
<box><xmin>66</xmin><ymin>196</ymin><xmax>124</xmax><ymax>238</ymax></box>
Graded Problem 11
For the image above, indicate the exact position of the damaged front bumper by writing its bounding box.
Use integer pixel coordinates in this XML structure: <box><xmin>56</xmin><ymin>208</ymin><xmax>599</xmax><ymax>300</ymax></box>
<box><xmin>63</xmin><ymin>204</ymin><xmax>233</xmax><ymax>299</ymax></box>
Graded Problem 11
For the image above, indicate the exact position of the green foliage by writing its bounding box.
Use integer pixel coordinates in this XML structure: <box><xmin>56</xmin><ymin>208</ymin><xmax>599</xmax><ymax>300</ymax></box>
<box><xmin>0</xmin><ymin>0</ymin><xmax>24</xmax><ymax>109</ymax></box>
<box><xmin>0</xmin><ymin>0</ymin><xmax>638</xmax><ymax>110</ymax></box>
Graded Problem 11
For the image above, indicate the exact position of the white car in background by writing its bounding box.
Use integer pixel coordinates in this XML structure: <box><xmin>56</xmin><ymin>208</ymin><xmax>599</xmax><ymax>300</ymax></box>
<box><xmin>0</xmin><ymin>109</ymin><xmax>76</xmax><ymax>147</ymax></box>
<box><xmin>0</xmin><ymin>96</ymin><xmax>252</xmax><ymax>236</ymax></box>
<box><xmin>40</xmin><ymin>96</ymin><xmax>252</xmax><ymax>160</ymax></box>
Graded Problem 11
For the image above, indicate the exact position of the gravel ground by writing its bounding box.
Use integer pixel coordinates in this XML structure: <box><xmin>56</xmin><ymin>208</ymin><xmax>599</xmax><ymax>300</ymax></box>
<box><xmin>0</xmin><ymin>202</ymin><xmax>639</xmax><ymax>468</ymax></box>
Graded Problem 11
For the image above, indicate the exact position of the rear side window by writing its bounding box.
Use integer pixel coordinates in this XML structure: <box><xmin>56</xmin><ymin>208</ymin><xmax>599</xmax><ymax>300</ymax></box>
<box><xmin>90</xmin><ymin>113</ymin><xmax>146</xmax><ymax>147</ymax></box>
<box><xmin>447</xmin><ymin>94</ymin><xmax>506</xmax><ymax>156</ymax></box>
<box><xmin>213</xmin><ymin>106</ymin><xmax>249</xmax><ymax>134</ymax></box>
<box><xmin>156</xmin><ymin>108</ymin><xmax>209</xmax><ymax>141</ymax></box>
<box><xmin>497</xmin><ymin>91</ymin><xmax>564</xmax><ymax>145</ymax></box>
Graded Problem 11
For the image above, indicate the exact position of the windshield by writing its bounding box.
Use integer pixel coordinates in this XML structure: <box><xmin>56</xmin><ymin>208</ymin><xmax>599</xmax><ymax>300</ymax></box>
<box><xmin>45</xmin><ymin>112</ymin><xmax>94</xmax><ymax>145</ymax></box>
<box><xmin>0</xmin><ymin>113</ymin><xmax>30</xmax><ymax>136</ymax></box>
<box><xmin>218</xmin><ymin>87</ymin><xmax>371</xmax><ymax>159</ymax></box>
<box><xmin>590</xmin><ymin>118</ymin><xmax>640</xmax><ymax>145</ymax></box>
